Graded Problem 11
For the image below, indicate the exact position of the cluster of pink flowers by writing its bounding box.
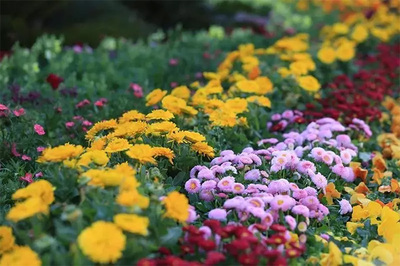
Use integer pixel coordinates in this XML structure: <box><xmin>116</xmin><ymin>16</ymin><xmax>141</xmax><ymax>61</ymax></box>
<box><xmin>186</xmin><ymin>113</ymin><xmax>369</xmax><ymax>237</ymax></box>
<box><xmin>267</xmin><ymin>110</ymin><xmax>306</xmax><ymax>132</ymax></box>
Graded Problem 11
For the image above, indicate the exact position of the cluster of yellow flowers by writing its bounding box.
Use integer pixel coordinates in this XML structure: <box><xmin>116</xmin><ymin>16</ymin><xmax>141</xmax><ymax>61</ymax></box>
<box><xmin>145</xmin><ymin>45</ymin><xmax>275</xmax><ymax>128</ymax></box>
<box><xmin>296</xmin><ymin>0</ymin><xmax>400</xmax><ymax>14</ymax></box>
<box><xmin>317</xmin><ymin>5</ymin><xmax>400</xmax><ymax>65</ymax></box>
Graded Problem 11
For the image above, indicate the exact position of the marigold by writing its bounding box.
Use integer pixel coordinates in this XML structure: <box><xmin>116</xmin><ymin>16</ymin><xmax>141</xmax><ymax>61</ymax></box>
<box><xmin>118</xmin><ymin>110</ymin><xmax>146</xmax><ymax>123</ymax></box>
<box><xmin>171</xmin><ymin>85</ymin><xmax>191</xmax><ymax>100</ymax></box>
<box><xmin>163</xmin><ymin>191</ymin><xmax>189</xmax><ymax>222</ymax></box>
<box><xmin>247</xmin><ymin>96</ymin><xmax>271</xmax><ymax>107</ymax></box>
<box><xmin>6</xmin><ymin>197</ymin><xmax>50</xmax><ymax>222</ymax></box>
<box><xmin>152</xmin><ymin>147</ymin><xmax>175</xmax><ymax>164</ymax></box>
<box><xmin>116</xmin><ymin>190</ymin><xmax>149</xmax><ymax>209</ymax></box>
<box><xmin>317</xmin><ymin>47</ymin><xmax>336</xmax><ymax>64</ymax></box>
<box><xmin>77</xmin><ymin>150</ymin><xmax>109</xmax><ymax>167</ymax></box>
<box><xmin>147</xmin><ymin>121</ymin><xmax>178</xmax><ymax>136</ymax></box>
<box><xmin>12</xmin><ymin>180</ymin><xmax>54</xmax><ymax>205</ymax></box>
<box><xmin>0</xmin><ymin>246</ymin><xmax>41</xmax><ymax>266</ymax></box>
<box><xmin>78</xmin><ymin>221</ymin><xmax>126</xmax><ymax>264</ymax></box>
<box><xmin>37</xmin><ymin>143</ymin><xmax>84</xmax><ymax>163</ymax></box>
<box><xmin>114</xmin><ymin>214</ymin><xmax>149</xmax><ymax>235</ymax></box>
<box><xmin>85</xmin><ymin>119</ymin><xmax>118</xmax><ymax>140</ymax></box>
<box><xmin>145</xmin><ymin>89</ymin><xmax>167</xmax><ymax>106</ymax></box>
<box><xmin>0</xmin><ymin>226</ymin><xmax>14</xmax><ymax>254</ymax></box>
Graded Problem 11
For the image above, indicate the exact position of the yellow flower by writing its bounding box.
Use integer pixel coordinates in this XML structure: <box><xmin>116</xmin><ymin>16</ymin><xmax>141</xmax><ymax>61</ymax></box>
<box><xmin>114</xmin><ymin>214</ymin><xmax>149</xmax><ymax>235</ymax></box>
<box><xmin>87</xmin><ymin>138</ymin><xmax>106</xmax><ymax>151</ymax></box>
<box><xmin>225</xmin><ymin>98</ymin><xmax>248</xmax><ymax>114</ymax></box>
<box><xmin>118</xmin><ymin>110</ymin><xmax>146</xmax><ymax>123</ymax></box>
<box><xmin>0</xmin><ymin>246</ymin><xmax>41</xmax><ymax>266</ymax></box>
<box><xmin>152</xmin><ymin>147</ymin><xmax>175</xmax><ymax>164</ymax></box>
<box><xmin>12</xmin><ymin>180</ymin><xmax>54</xmax><ymax>205</ymax></box>
<box><xmin>146</xmin><ymin>89</ymin><xmax>167</xmax><ymax>106</ymax></box>
<box><xmin>37</xmin><ymin>143</ymin><xmax>84</xmax><ymax>163</ymax></box>
<box><xmin>320</xmin><ymin>242</ymin><xmax>343</xmax><ymax>266</ymax></box>
<box><xmin>191</xmin><ymin>142</ymin><xmax>215</xmax><ymax>158</ymax></box>
<box><xmin>254</xmin><ymin>76</ymin><xmax>273</xmax><ymax>94</ymax></box>
<box><xmin>336</xmin><ymin>42</ymin><xmax>355</xmax><ymax>62</ymax></box>
<box><xmin>116</xmin><ymin>190</ymin><xmax>150</xmax><ymax>209</ymax></box>
<box><xmin>351</xmin><ymin>205</ymin><xmax>369</xmax><ymax>222</ymax></box>
<box><xmin>163</xmin><ymin>191</ymin><xmax>189</xmax><ymax>223</ymax></box>
<box><xmin>182</xmin><ymin>131</ymin><xmax>206</xmax><ymax>143</ymax></box>
<box><xmin>78</xmin><ymin>221</ymin><xmax>126</xmax><ymax>264</ymax></box>
<box><xmin>147</xmin><ymin>121</ymin><xmax>178</xmax><ymax>136</ymax></box>
<box><xmin>247</xmin><ymin>96</ymin><xmax>271</xmax><ymax>107</ymax></box>
<box><xmin>85</xmin><ymin>119</ymin><xmax>118</xmax><ymax>140</ymax></box>
<box><xmin>333</xmin><ymin>23</ymin><xmax>349</xmax><ymax>35</ymax></box>
<box><xmin>77</xmin><ymin>150</ymin><xmax>109</xmax><ymax>167</ymax></box>
<box><xmin>297</xmin><ymin>75</ymin><xmax>321</xmax><ymax>92</ymax></box>
<box><xmin>111</xmin><ymin>121</ymin><xmax>148</xmax><ymax>139</ymax></box>
<box><xmin>346</xmin><ymin>222</ymin><xmax>364</xmax><ymax>234</ymax></box>
<box><xmin>146</xmin><ymin>110</ymin><xmax>174</xmax><ymax>121</ymax></box>
<box><xmin>235</xmin><ymin>79</ymin><xmax>260</xmax><ymax>94</ymax></box>
<box><xmin>6</xmin><ymin>197</ymin><xmax>50</xmax><ymax>222</ymax></box>
<box><xmin>289</xmin><ymin>61</ymin><xmax>309</xmax><ymax>76</ymax></box>
<box><xmin>171</xmin><ymin>85</ymin><xmax>191</xmax><ymax>100</ymax></box>
<box><xmin>318</xmin><ymin>47</ymin><xmax>336</xmax><ymax>64</ymax></box>
<box><xmin>325</xmin><ymin>182</ymin><xmax>341</xmax><ymax>205</ymax></box>
<box><xmin>104</xmin><ymin>138</ymin><xmax>132</xmax><ymax>153</ymax></box>
<box><xmin>126</xmin><ymin>144</ymin><xmax>157</xmax><ymax>165</ymax></box>
<box><xmin>0</xmin><ymin>226</ymin><xmax>15</xmax><ymax>254</ymax></box>
<box><xmin>351</xmin><ymin>24</ymin><xmax>369</xmax><ymax>43</ymax></box>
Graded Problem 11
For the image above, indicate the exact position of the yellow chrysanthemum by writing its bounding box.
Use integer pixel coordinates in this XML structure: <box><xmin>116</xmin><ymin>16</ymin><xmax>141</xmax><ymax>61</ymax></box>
<box><xmin>85</xmin><ymin>119</ymin><xmax>118</xmax><ymax>140</ymax></box>
<box><xmin>12</xmin><ymin>180</ymin><xmax>54</xmax><ymax>205</ymax></box>
<box><xmin>171</xmin><ymin>85</ymin><xmax>191</xmax><ymax>100</ymax></box>
<box><xmin>147</xmin><ymin>121</ymin><xmax>178</xmax><ymax>136</ymax></box>
<box><xmin>191</xmin><ymin>142</ymin><xmax>215</xmax><ymax>158</ymax></box>
<box><xmin>317</xmin><ymin>47</ymin><xmax>336</xmax><ymax>64</ymax></box>
<box><xmin>152</xmin><ymin>147</ymin><xmax>175</xmax><ymax>164</ymax></box>
<box><xmin>145</xmin><ymin>89</ymin><xmax>167</xmax><ymax>106</ymax></box>
<box><xmin>146</xmin><ymin>110</ymin><xmax>175</xmax><ymax>121</ymax></box>
<box><xmin>297</xmin><ymin>75</ymin><xmax>321</xmax><ymax>92</ymax></box>
<box><xmin>77</xmin><ymin>150</ymin><xmax>109</xmax><ymax>167</ymax></box>
<box><xmin>116</xmin><ymin>190</ymin><xmax>149</xmax><ymax>209</ymax></box>
<box><xmin>0</xmin><ymin>226</ymin><xmax>15</xmax><ymax>254</ymax></box>
<box><xmin>6</xmin><ymin>197</ymin><xmax>50</xmax><ymax>222</ymax></box>
<box><xmin>118</xmin><ymin>110</ymin><xmax>146</xmax><ymax>124</ymax></box>
<box><xmin>163</xmin><ymin>191</ymin><xmax>189</xmax><ymax>223</ymax></box>
<box><xmin>0</xmin><ymin>246</ymin><xmax>41</xmax><ymax>266</ymax></box>
<box><xmin>247</xmin><ymin>96</ymin><xmax>271</xmax><ymax>107</ymax></box>
<box><xmin>78</xmin><ymin>221</ymin><xmax>126</xmax><ymax>264</ymax></box>
<box><xmin>104</xmin><ymin>138</ymin><xmax>132</xmax><ymax>153</ymax></box>
<box><xmin>114</xmin><ymin>214</ymin><xmax>149</xmax><ymax>235</ymax></box>
<box><xmin>126</xmin><ymin>144</ymin><xmax>156</xmax><ymax>165</ymax></box>
<box><xmin>37</xmin><ymin>143</ymin><xmax>84</xmax><ymax>163</ymax></box>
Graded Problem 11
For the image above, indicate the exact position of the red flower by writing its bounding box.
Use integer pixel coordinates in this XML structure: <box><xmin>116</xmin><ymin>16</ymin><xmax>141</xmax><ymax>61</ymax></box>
<box><xmin>265</xmin><ymin>234</ymin><xmax>287</xmax><ymax>245</ymax></box>
<box><xmin>198</xmin><ymin>239</ymin><xmax>216</xmax><ymax>251</ymax></box>
<box><xmin>180</xmin><ymin>244</ymin><xmax>194</xmax><ymax>254</ymax></box>
<box><xmin>238</xmin><ymin>253</ymin><xmax>258</xmax><ymax>266</ymax></box>
<box><xmin>205</xmin><ymin>251</ymin><xmax>225</xmax><ymax>265</ymax></box>
<box><xmin>46</xmin><ymin>74</ymin><xmax>64</xmax><ymax>90</ymax></box>
<box><xmin>137</xmin><ymin>258</ymin><xmax>156</xmax><ymax>266</ymax></box>
<box><xmin>158</xmin><ymin>247</ymin><xmax>171</xmax><ymax>255</ymax></box>
<box><xmin>270</xmin><ymin>224</ymin><xmax>286</xmax><ymax>232</ymax></box>
<box><xmin>268</xmin><ymin>256</ymin><xmax>287</xmax><ymax>266</ymax></box>
<box><xmin>285</xmin><ymin>248</ymin><xmax>302</xmax><ymax>258</ymax></box>
<box><xmin>203</xmin><ymin>220</ymin><xmax>221</xmax><ymax>232</ymax></box>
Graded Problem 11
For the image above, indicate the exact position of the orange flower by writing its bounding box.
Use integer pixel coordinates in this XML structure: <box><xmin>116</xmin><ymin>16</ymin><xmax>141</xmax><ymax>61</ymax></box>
<box><xmin>391</xmin><ymin>179</ymin><xmax>400</xmax><ymax>193</ymax></box>
<box><xmin>248</xmin><ymin>66</ymin><xmax>260</xmax><ymax>80</ymax></box>
<box><xmin>372</xmin><ymin>168</ymin><xmax>384</xmax><ymax>185</ymax></box>
<box><xmin>350</xmin><ymin>162</ymin><xmax>368</xmax><ymax>183</ymax></box>
<box><xmin>372</xmin><ymin>153</ymin><xmax>386</xmax><ymax>172</ymax></box>
<box><xmin>354</xmin><ymin>182</ymin><xmax>370</xmax><ymax>194</ymax></box>
<box><xmin>324</xmin><ymin>182</ymin><xmax>341</xmax><ymax>205</ymax></box>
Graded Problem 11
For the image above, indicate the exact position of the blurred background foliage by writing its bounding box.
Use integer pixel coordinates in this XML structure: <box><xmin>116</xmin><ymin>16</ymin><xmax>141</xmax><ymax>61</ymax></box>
<box><xmin>0</xmin><ymin>0</ymin><xmax>273</xmax><ymax>50</ymax></box>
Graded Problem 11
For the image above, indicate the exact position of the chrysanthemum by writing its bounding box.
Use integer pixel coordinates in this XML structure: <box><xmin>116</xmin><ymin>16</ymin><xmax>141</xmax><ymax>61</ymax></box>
<box><xmin>163</xmin><ymin>191</ymin><xmax>189</xmax><ymax>222</ymax></box>
<box><xmin>37</xmin><ymin>143</ymin><xmax>84</xmax><ymax>163</ymax></box>
<box><xmin>270</xmin><ymin>195</ymin><xmax>296</xmax><ymax>211</ymax></box>
<box><xmin>85</xmin><ymin>119</ymin><xmax>118</xmax><ymax>140</ymax></box>
<box><xmin>113</xmin><ymin>214</ymin><xmax>149</xmax><ymax>236</ymax></box>
<box><xmin>118</xmin><ymin>110</ymin><xmax>146</xmax><ymax>123</ymax></box>
<box><xmin>146</xmin><ymin>110</ymin><xmax>174</xmax><ymax>121</ymax></box>
<box><xmin>0</xmin><ymin>246</ymin><xmax>41</xmax><ymax>266</ymax></box>
<box><xmin>191</xmin><ymin>142</ymin><xmax>215</xmax><ymax>158</ymax></box>
<box><xmin>217</xmin><ymin>176</ymin><xmax>235</xmax><ymax>192</ymax></box>
<box><xmin>145</xmin><ymin>89</ymin><xmax>167</xmax><ymax>106</ymax></box>
<box><xmin>0</xmin><ymin>226</ymin><xmax>15</xmax><ymax>254</ymax></box>
<box><xmin>126</xmin><ymin>144</ymin><xmax>156</xmax><ymax>165</ymax></box>
<box><xmin>104</xmin><ymin>138</ymin><xmax>132</xmax><ymax>153</ymax></box>
<box><xmin>291</xmin><ymin>205</ymin><xmax>310</xmax><ymax>217</ymax></box>
<box><xmin>208</xmin><ymin>208</ymin><xmax>227</xmax><ymax>221</ymax></box>
<box><xmin>152</xmin><ymin>147</ymin><xmax>175</xmax><ymax>164</ymax></box>
<box><xmin>185</xmin><ymin>178</ymin><xmax>201</xmax><ymax>194</ymax></box>
<box><xmin>78</xmin><ymin>221</ymin><xmax>126</xmax><ymax>264</ymax></box>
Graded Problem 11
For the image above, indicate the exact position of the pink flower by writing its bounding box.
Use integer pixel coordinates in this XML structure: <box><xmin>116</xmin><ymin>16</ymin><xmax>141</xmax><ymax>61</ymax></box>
<box><xmin>65</xmin><ymin>121</ymin><xmax>75</xmax><ymax>128</ymax></box>
<box><xmin>201</xmin><ymin>180</ymin><xmax>217</xmax><ymax>190</ymax></box>
<box><xmin>270</xmin><ymin>195</ymin><xmax>296</xmax><ymax>211</ymax></box>
<box><xmin>75</xmin><ymin>99</ymin><xmax>91</xmax><ymax>109</ymax></box>
<box><xmin>130</xmin><ymin>83</ymin><xmax>143</xmax><ymax>98</ymax></box>
<box><xmin>82</xmin><ymin>120</ymin><xmax>93</xmax><ymax>127</ymax></box>
<box><xmin>310</xmin><ymin>172</ymin><xmax>327</xmax><ymax>189</ymax></box>
<box><xmin>34</xmin><ymin>124</ymin><xmax>45</xmax><ymax>135</ymax></box>
<box><xmin>304</xmin><ymin>187</ymin><xmax>317</xmax><ymax>197</ymax></box>
<box><xmin>232</xmin><ymin>183</ymin><xmax>245</xmax><ymax>194</ymax></box>
<box><xmin>20</xmin><ymin>173</ymin><xmax>33</xmax><ymax>183</ymax></box>
<box><xmin>198</xmin><ymin>168</ymin><xmax>215</xmax><ymax>180</ymax></box>
<box><xmin>299</xmin><ymin>196</ymin><xmax>320</xmax><ymax>211</ymax></box>
<box><xmin>170</xmin><ymin>82</ymin><xmax>178</xmax><ymax>88</ymax></box>
<box><xmin>185</xmin><ymin>178</ymin><xmax>201</xmax><ymax>194</ymax></box>
<box><xmin>217</xmin><ymin>176</ymin><xmax>235</xmax><ymax>192</ymax></box>
<box><xmin>208</xmin><ymin>208</ymin><xmax>227</xmax><ymax>221</ymax></box>
<box><xmin>35</xmin><ymin>172</ymin><xmax>43</xmax><ymax>177</ymax></box>
<box><xmin>310</xmin><ymin>147</ymin><xmax>325</xmax><ymax>161</ymax></box>
<box><xmin>321</xmin><ymin>152</ymin><xmax>334</xmax><ymax>165</ymax></box>
<box><xmin>11</xmin><ymin>143</ymin><xmax>21</xmax><ymax>157</ymax></box>
<box><xmin>13</xmin><ymin>108</ymin><xmax>25</xmax><ymax>117</ymax></box>
<box><xmin>297</xmin><ymin>160</ymin><xmax>316</xmax><ymax>175</ymax></box>
<box><xmin>37</xmin><ymin>146</ymin><xmax>46</xmax><ymax>152</ymax></box>
<box><xmin>169</xmin><ymin>58</ymin><xmax>179</xmax><ymax>66</ymax></box>
<box><xmin>223</xmin><ymin>197</ymin><xmax>244</xmax><ymax>209</ymax></box>
<box><xmin>95</xmin><ymin>98</ymin><xmax>107</xmax><ymax>107</ymax></box>
<box><xmin>244</xmin><ymin>169</ymin><xmax>261</xmax><ymax>181</ymax></box>
<box><xmin>292</xmin><ymin>189</ymin><xmax>308</xmax><ymax>200</ymax></box>
<box><xmin>339</xmin><ymin>199</ymin><xmax>352</xmax><ymax>215</ymax></box>
<box><xmin>0</xmin><ymin>104</ymin><xmax>9</xmax><ymax>117</ymax></box>
<box><xmin>200</xmin><ymin>189</ymin><xmax>214</xmax><ymax>201</ymax></box>
<box><xmin>21</xmin><ymin>155</ymin><xmax>31</xmax><ymax>161</ymax></box>
<box><xmin>73</xmin><ymin>116</ymin><xmax>83</xmax><ymax>121</ymax></box>
<box><xmin>187</xmin><ymin>205</ymin><xmax>198</xmax><ymax>223</ymax></box>
<box><xmin>285</xmin><ymin>215</ymin><xmax>297</xmax><ymax>231</ymax></box>
<box><xmin>291</xmin><ymin>205</ymin><xmax>310</xmax><ymax>217</ymax></box>
<box><xmin>340</xmin><ymin>150</ymin><xmax>353</xmax><ymax>164</ymax></box>
<box><xmin>261</xmin><ymin>212</ymin><xmax>274</xmax><ymax>227</ymax></box>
